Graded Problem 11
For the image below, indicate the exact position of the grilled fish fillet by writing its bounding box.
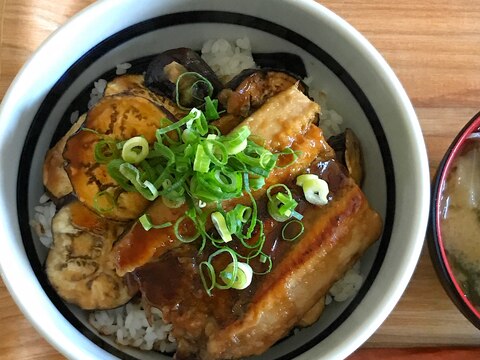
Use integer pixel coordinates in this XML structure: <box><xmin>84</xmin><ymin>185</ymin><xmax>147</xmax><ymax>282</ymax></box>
<box><xmin>130</xmin><ymin>160</ymin><xmax>382</xmax><ymax>360</ymax></box>
<box><xmin>204</xmin><ymin>162</ymin><xmax>382</xmax><ymax>359</ymax></box>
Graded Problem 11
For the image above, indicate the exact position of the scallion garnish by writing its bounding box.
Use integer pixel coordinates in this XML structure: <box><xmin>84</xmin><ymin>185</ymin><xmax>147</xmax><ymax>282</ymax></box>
<box><xmin>175</xmin><ymin>72</ymin><xmax>214</xmax><ymax>110</ymax></box>
<box><xmin>276</xmin><ymin>148</ymin><xmax>302</xmax><ymax>168</ymax></box>
<box><xmin>296</xmin><ymin>174</ymin><xmax>330</xmax><ymax>206</ymax></box>
<box><xmin>211</xmin><ymin>212</ymin><xmax>232</xmax><ymax>243</ymax></box>
<box><xmin>281</xmin><ymin>220</ymin><xmax>305</xmax><ymax>241</ymax></box>
<box><xmin>220</xmin><ymin>262</ymin><xmax>253</xmax><ymax>290</ymax></box>
<box><xmin>94</xmin><ymin>138</ymin><xmax>119</xmax><ymax>164</ymax></box>
<box><xmin>223</xmin><ymin>126</ymin><xmax>250</xmax><ymax>155</ymax></box>
<box><xmin>199</xmin><ymin>261</ymin><xmax>216</xmax><ymax>297</ymax></box>
<box><xmin>121</xmin><ymin>136</ymin><xmax>149</xmax><ymax>164</ymax></box>
<box><xmin>204</xmin><ymin>96</ymin><xmax>220</xmax><ymax>121</ymax></box>
<box><xmin>266</xmin><ymin>184</ymin><xmax>299</xmax><ymax>222</ymax></box>
<box><xmin>93</xmin><ymin>190</ymin><xmax>115</xmax><ymax>213</ymax></box>
<box><xmin>174</xmin><ymin>215</ymin><xmax>200</xmax><ymax>243</ymax></box>
<box><xmin>92</xmin><ymin>80</ymin><xmax>306</xmax><ymax>295</ymax></box>
<box><xmin>139</xmin><ymin>213</ymin><xmax>173</xmax><ymax>231</ymax></box>
<box><xmin>119</xmin><ymin>163</ymin><xmax>158</xmax><ymax>201</ymax></box>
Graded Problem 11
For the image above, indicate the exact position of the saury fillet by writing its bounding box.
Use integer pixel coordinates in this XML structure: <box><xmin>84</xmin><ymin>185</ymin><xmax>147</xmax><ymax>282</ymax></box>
<box><xmin>131</xmin><ymin>160</ymin><xmax>383</xmax><ymax>359</ymax></box>
<box><xmin>204</xmin><ymin>161</ymin><xmax>382</xmax><ymax>359</ymax></box>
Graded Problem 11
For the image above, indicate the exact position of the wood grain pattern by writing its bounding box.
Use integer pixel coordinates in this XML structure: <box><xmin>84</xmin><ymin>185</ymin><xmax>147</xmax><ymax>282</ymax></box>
<box><xmin>1</xmin><ymin>0</ymin><xmax>480</xmax><ymax>359</ymax></box>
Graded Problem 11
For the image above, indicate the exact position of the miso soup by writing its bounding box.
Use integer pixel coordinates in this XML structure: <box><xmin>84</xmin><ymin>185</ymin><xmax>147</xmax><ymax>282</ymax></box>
<box><xmin>441</xmin><ymin>140</ymin><xmax>480</xmax><ymax>309</ymax></box>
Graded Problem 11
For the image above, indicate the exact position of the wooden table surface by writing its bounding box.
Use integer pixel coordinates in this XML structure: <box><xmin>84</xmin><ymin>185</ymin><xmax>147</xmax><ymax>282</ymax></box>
<box><xmin>1</xmin><ymin>0</ymin><xmax>480</xmax><ymax>359</ymax></box>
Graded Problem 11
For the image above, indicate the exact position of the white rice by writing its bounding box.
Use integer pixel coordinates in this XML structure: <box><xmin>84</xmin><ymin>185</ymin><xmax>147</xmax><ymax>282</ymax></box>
<box><xmin>328</xmin><ymin>261</ymin><xmax>363</xmax><ymax>302</ymax></box>
<box><xmin>29</xmin><ymin>194</ymin><xmax>56</xmax><ymax>248</ymax></box>
<box><xmin>87</xmin><ymin>79</ymin><xmax>107</xmax><ymax>109</ymax></box>
<box><xmin>201</xmin><ymin>37</ymin><xmax>256</xmax><ymax>81</ymax></box>
<box><xmin>89</xmin><ymin>302</ymin><xmax>176</xmax><ymax>352</ymax></box>
<box><xmin>116</xmin><ymin>62</ymin><xmax>132</xmax><ymax>76</ymax></box>
<box><xmin>310</xmin><ymin>90</ymin><xmax>344</xmax><ymax>139</ymax></box>
<box><xmin>30</xmin><ymin>37</ymin><xmax>355</xmax><ymax>354</ymax></box>
<box><xmin>69</xmin><ymin>110</ymin><xmax>80</xmax><ymax>124</ymax></box>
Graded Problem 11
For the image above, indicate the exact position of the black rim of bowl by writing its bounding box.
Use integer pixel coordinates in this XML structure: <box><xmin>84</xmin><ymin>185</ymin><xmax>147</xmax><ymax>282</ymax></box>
<box><xmin>428</xmin><ymin>110</ymin><xmax>480</xmax><ymax>330</ymax></box>
<box><xmin>16</xmin><ymin>10</ymin><xmax>396</xmax><ymax>359</ymax></box>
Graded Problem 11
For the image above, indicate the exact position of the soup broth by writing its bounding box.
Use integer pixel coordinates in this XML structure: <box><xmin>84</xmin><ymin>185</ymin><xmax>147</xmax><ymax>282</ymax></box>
<box><xmin>441</xmin><ymin>140</ymin><xmax>480</xmax><ymax>309</ymax></box>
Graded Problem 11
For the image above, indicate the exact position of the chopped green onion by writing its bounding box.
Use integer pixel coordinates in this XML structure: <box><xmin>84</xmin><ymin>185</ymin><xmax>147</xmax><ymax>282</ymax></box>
<box><xmin>211</xmin><ymin>212</ymin><xmax>232</xmax><ymax>243</ymax></box>
<box><xmin>267</xmin><ymin>196</ymin><xmax>291</xmax><ymax>222</ymax></box>
<box><xmin>208</xmin><ymin>248</ymin><xmax>239</xmax><ymax>290</ymax></box>
<box><xmin>149</xmin><ymin>142</ymin><xmax>175</xmax><ymax>167</ymax></box>
<box><xmin>139</xmin><ymin>213</ymin><xmax>172</xmax><ymax>231</ymax></box>
<box><xmin>276</xmin><ymin>148</ymin><xmax>301</xmax><ymax>168</ymax></box>
<box><xmin>245</xmin><ymin>192</ymin><xmax>258</xmax><ymax>239</ymax></box>
<box><xmin>92</xmin><ymin>91</ymin><xmax>290</xmax><ymax>296</ymax></box>
<box><xmin>119</xmin><ymin>163</ymin><xmax>158</xmax><ymax>200</ymax></box>
<box><xmin>181</xmin><ymin>128</ymin><xmax>198</xmax><ymax>144</ymax></box>
<box><xmin>107</xmin><ymin>159</ymin><xmax>135</xmax><ymax>192</ymax></box>
<box><xmin>266</xmin><ymin>184</ymin><xmax>299</xmax><ymax>222</ymax></box>
<box><xmin>162</xmin><ymin>195</ymin><xmax>185</xmax><ymax>209</ymax></box>
<box><xmin>174</xmin><ymin>215</ymin><xmax>200</xmax><ymax>243</ymax></box>
<box><xmin>296</xmin><ymin>174</ymin><xmax>320</xmax><ymax>187</ymax></box>
<box><xmin>156</xmin><ymin>108</ymin><xmax>203</xmax><ymax>135</ymax></box>
<box><xmin>121</xmin><ymin>136</ymin><xmax>149</xmax><ymax>164</ymax></box>
<box><xmin>291</xmin><ymin>210</ymin><xmax>304</xmax><ymax>221</ymax></box>
<box><xmin>296</xmin><ymin>174</ymin><xmax>330</xmax><ymax>206</ymax></box>
<box><xmin>199</xmin><ymin>261</ymin><xmax>216</xmax><ymax>297</ymax></box>
<box><xmin>220</xmin><ymin>262</ymin><xmax>253</xmax><ymax>290</ymax></box>
<box><xmin>282</xmin><ymin>220</ymin><xmax>304</xmax><ymax>241</ymax></box>
<box><xmin>223</xmin><ymin>126</ymin><xmax>250</xmax><ymax>155</ymax></box>
<box><xmin>225</xmin><ymin>204</ymin><xmax>252</xmax><ymax>235</ymax></box>
<box><xmin>175</xmin><ymin>72</ymin><xmax>214</xmax><ymax>110</ymax></box>
<box><xmin>94</xmin><ymin>139</ymin><xmax>119</xmax><ymax>164</ymax></box>
<box><xmin>202</xmin><ymin>138</ymin><xmax>228</xmax><ymax>166</ymax></box>
<box><xmin>248</xmin><ymin>177</ymin><xmax>265</xmax><ymax>191</ymax></box>
<box><xmin>193</xmin><ymin>142</ymin><xmax>211</xmax><ymax>173</ymax></box>
<box><xmin>204</xmin><ymin>96</ymin><xmax>220</xmax><ymax>121</ymax></box>
<box><xmin>93</xmin><ymin>190</ymin><xmax>115</xmax><ymax>213</ymax></box>
<box><xmin>250</xmin><ymin>253</ymin><xmax>273</xmax><ymax>275</ymax></box>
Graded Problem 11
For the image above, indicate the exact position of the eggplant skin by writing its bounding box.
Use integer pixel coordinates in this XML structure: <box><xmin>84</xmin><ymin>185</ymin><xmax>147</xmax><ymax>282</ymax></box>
<box><xmin>327</xmin><ymin>128</ymin><xmax>364</xmax><ymax>186</ymax></box>
<box><xmin>252</xmin><ymin>52</ymin><xmax>308</xmax><ymax>79</ymax></box>
<box><xmin>144</xmin><ymin>48</ymin><xmax>223</xmax><ymax>101</ymax></box>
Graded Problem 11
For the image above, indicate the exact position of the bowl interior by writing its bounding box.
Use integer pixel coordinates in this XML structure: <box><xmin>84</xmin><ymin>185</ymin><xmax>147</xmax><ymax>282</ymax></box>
<box><xmin>430</xmin><ymin>112</ymin><xmax>480</xmax><ymax>329</ymax></box>
<box><xmin>0</xmin><ymin>1</ymin><xmax>429</xmax><ymax>360</ymax></box>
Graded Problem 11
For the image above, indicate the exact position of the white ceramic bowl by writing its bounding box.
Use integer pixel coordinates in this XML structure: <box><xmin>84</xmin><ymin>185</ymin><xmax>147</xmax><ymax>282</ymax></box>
<box><xmin>0</xmin><ymin>0</ymin><xmax>429</xmax><ymax>359</ymax></box>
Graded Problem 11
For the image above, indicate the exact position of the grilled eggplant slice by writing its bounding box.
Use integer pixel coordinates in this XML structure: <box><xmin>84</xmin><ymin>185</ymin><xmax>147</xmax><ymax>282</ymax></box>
<box><xmin>43</xmin><ymin>114</ymin><xmax>85</xmax><ymax>200</ymax></box>
<box><xmin>104</xmin><ymin>74</ymin><xmax>187</xmax><ymax>119</ymax></box>
<box><xmin>46</xmin><ymin>201</ymin><xmax>134</xmax><ymax>310</ymax></box>
<box><xmin>63</xmin><ymin>94</ymin><xmax>174</xmax><ymax>221</ymax></box>
<box><xmin>328</xmin><ymin>128</ymin><xmax>364</xmax><ymax>185</ymax></box>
